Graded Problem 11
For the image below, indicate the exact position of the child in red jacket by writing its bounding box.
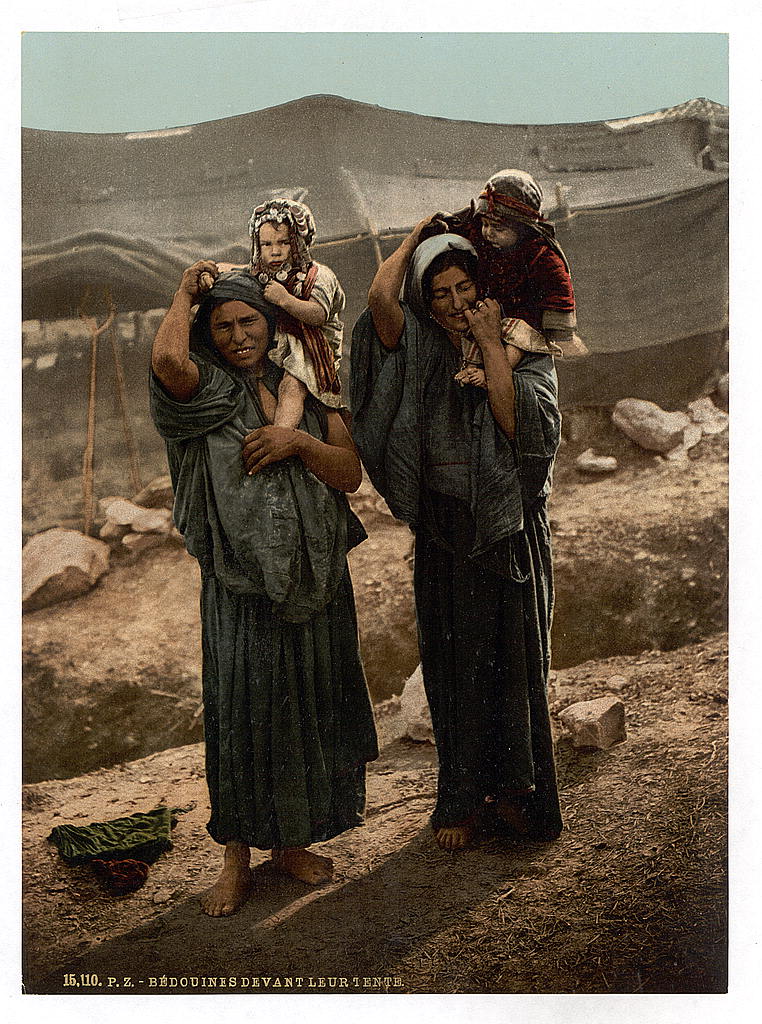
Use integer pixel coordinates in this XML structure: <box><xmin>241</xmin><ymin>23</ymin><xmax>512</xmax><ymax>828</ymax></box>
<box><xmin>439</xmin><ymin>169</ymin><xmax>587</xmax><ymax>386</ymax></box>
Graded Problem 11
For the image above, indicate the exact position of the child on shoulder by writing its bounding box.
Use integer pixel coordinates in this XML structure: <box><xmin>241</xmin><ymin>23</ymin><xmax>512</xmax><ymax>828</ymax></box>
<box><xmin>431</xmin><ymin>169</ymin><xmax>587</xmax><ymax>388</ymax></box>
<box><xmin>247</xmin><ymin>198</ymin><xmax>346</xmax><ymax>427</ymax></box>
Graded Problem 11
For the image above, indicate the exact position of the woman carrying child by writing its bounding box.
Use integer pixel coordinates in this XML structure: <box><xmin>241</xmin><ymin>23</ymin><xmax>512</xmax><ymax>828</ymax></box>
<box><xmin>350</xmin><ymin>224</ymin><xmax>564</xmax><ymax>852</ymax></box>
<box><xmin>151</xmin><ymin>263</ymin><xmax>377</xmax><ymax>916</ymax></box>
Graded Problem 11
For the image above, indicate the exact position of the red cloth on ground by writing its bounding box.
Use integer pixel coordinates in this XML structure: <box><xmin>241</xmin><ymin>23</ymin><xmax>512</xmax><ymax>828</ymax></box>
<box><xmin>91</xmin><ymin>858</ymin><xmax>150</xmax><ymax>896</ymax></box>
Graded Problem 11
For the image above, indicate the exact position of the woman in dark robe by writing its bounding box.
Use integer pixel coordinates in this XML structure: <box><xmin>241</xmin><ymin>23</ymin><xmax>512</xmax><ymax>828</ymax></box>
<box><xmin>150</xmin><ymin>261</ymin><xmax>378</xmax><ymax>915</ymax></box>
<box><xmin>350</xmin><ymin>226</ymin><xmax>562</xmax><ymax>851</ymax></box>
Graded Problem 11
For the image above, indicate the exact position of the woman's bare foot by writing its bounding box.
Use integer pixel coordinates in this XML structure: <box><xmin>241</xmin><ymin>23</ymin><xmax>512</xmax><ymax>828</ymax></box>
<box><xmin>272</xmin><ymin>847</ymin><xmax>334</xmax><ymax>884</ymax></box>
<box><xmin>494</xmin><ymin>796</ymin><xmax>532</xmax><ymax>836</ymax></box>
<box><xmin>201</xmin><ymin>841</ymin><xmax>252</xmax><ymax>917</ymax></box>
<box><xmin>435</xmin><ymin>820</ymin><xmax>476</xmax><ymax>851</ymax></box>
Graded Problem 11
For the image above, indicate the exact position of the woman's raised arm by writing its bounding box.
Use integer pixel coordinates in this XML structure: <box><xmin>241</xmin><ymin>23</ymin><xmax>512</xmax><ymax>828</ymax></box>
<box><xmin>367</xmin><ymin>218</ymin><xmax>433</xmax><ymax>350</ymax></box>
<box><xmin>151</xmin><ymin>260</ymin><xmax>219</xmax><ymax>401</ymax></box>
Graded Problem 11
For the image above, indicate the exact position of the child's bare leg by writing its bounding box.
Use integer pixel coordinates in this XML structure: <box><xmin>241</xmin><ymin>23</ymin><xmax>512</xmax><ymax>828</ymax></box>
<box><xmin>505</xmin><ymin>343</ymin><xmax>524</xmax><ymax>368</ymax></box>
<box><xmin>272</xmin><ymin>847</ymin><xmax>333</xmax><ymax>884</ymax></box>
<box><xmin>201</xmin><ymin>841</ymin><xmax>252</xmax><ymax>916</ymax></box>
<box><xmin>273</xmin><ymin>371</ymin><xmax>308</xmax><ymax>428</ymax></box>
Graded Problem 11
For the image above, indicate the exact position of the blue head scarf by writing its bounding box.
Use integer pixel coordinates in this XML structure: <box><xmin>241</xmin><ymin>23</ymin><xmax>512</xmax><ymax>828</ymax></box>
<box><xmin>189</xmin><ymin>270</ymin><xmax>278</xmax><ymax>370</ymax></box>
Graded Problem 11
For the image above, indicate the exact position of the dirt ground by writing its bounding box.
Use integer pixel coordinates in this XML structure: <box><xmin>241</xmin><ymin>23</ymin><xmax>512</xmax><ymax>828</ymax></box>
<box><xmin>21</xmin><ymin>420</ymin><xmax>727</xmax><ymax>782</ymax></box>
<box><xmin>21</xmin><ymin>411</ymin><xmax>729</xmax><ymax>994</ymax></box>
<box><xmin>22</xmin><ymin>631</ymin><xmax>727</xmax><ymax>995</ymax></box>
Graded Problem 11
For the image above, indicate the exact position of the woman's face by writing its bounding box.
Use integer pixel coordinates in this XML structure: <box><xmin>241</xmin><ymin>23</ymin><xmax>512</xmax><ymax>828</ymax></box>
<box><xmin>428</xmin><ymin>265</ymin><xmax>478</xmax><ymax>334</ymax></box>
<box><xmin>210</xmin><ymin>300</ymin><xmax>271</xmax><ymax>370</ymax></box>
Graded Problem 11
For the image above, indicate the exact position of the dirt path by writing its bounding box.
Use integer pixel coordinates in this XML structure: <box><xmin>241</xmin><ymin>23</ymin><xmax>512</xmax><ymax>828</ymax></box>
<box><xmin>23</xmin><ymin>633</ymin><xmax>727</xmax><ymax>995</ymax></box>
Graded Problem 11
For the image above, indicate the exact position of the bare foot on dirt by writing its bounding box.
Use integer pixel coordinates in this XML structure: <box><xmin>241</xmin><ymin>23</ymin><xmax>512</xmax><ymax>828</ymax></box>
<box><xmin>435</xmin><ymin>823</ymin><xmax>475</xmax><ymax>851</ymax></box>
<box><xmin>201</xmin><ymin>841</ymin><xmax>252</xmax><ymax>917</ymax></box>
<box><xmin>272</xmin><ymin>847</ymin><xmax>334</xmax><ymax>884</ymax></box>
<box><xmin>494</xmin><ymin>797</ymin><xmax>532</xmax><ymax>836</ymax></box>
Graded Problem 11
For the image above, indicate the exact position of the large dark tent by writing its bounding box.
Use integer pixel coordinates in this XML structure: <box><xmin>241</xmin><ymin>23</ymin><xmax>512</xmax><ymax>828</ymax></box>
<box><xmin>22</xmin><ymin>95</ymin><xmax>728</xmax><ymax>523</ymax></box>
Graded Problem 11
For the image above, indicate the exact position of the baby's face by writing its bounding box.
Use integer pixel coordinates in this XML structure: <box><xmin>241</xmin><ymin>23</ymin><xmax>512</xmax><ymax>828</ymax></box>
<box><xmin>258</xmin><ymin>221</ymin><xmax>292</xmax><ymax>270</ymax></box>
<box><xmin>481</xmin><ymin>215</ymin><xmax>521</xmax><ymax>251</ymax></box>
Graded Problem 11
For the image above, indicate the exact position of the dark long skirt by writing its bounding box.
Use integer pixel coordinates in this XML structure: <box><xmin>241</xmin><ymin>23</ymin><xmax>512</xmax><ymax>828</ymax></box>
<box><xmin>200</xmin><ymin>568</ymin><xmax>379</xmax><ymax>850</ymax></box>
<box><xmin>414</xmin><ymin>492</ymin><xmax>562</xmax><ymax>839</ymax></box>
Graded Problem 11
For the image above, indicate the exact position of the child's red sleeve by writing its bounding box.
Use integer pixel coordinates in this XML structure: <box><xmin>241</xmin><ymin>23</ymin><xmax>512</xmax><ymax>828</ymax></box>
<box><xmin>531</xmin><ymin>248</ymin><xmax>576</xmax><ymax>312</ymax></box>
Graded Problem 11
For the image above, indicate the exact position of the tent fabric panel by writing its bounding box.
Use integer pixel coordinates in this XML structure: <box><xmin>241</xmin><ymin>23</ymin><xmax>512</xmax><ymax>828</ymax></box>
<box><xmin>22</xmin><ymin>95</ymin><xmax>727</xmax><ymax>252</ymax></box>
<box><xmin>557</xmin><ymin>181</ymin><xmax>728</xmax><ymax>353</ymax></box>
<box><xmin>556</xmin><ymin>329</ymin><xmax>727</xmax><ymax>409</ymax></box>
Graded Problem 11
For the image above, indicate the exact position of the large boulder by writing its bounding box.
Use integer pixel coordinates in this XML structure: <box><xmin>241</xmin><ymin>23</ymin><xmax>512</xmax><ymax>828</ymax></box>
<box><xmin>612</xmin><ymin>399</ymin><xmax>689</xmax><ymax>453</ymax></box>
<box><xmin>23</xmin><ymin>528</ymin><xmax>110</xmax><ymax>612</ymax></box>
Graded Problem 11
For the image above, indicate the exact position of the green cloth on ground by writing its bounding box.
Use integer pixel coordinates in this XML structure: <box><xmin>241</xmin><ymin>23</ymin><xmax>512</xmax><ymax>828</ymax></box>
<box><xmin>48</xmin><ymin>807</ymin><xmax>176</xmax><ymax>866</ymax></box>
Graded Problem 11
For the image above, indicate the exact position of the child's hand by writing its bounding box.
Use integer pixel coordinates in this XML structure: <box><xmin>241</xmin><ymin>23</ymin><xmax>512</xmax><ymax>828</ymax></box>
<box><xmin>454</xmin><ymin>365</ymin><xmax>487</xmax><ymax>389</ymax></box>
<box><xmin>263</xmin><ymin>280</ymin><xmax>290</xmax><ymax>306</ymax></box>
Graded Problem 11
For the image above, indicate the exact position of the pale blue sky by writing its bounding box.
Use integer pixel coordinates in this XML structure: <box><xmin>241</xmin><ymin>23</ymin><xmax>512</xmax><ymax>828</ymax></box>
<box><xmin>21</xmin><ymin>32</ymin><xmax>728</xmax><ymax>132</ymax></box>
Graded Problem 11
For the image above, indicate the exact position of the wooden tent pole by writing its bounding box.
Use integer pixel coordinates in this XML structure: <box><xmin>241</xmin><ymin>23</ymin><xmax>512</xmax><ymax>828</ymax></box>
<box><xmin>339</xmin><ymin>166</ymin><xmax>384</xmax><ymax>270</ymax></box>
<box><xmin>108</xmin><ymin>320</ymin><xmax>143</xmax><ymax>494</ymax></box>
<box><xmin>78</xmin><ymin>291</ymin><xmax>116</xmax><ymax>536</ymax></box>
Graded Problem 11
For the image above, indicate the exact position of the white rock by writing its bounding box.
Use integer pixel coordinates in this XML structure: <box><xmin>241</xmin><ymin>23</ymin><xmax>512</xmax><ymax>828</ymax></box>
<box><xmin>130</xmin><ymin>507</ymin><xmax>173</xmax><ymax>534</ymax></box>
<box><xmin>22</xmin><ymin>528</ymin><xmax>110</xmax><ymax>612</ymax></box>
<box><xmin>682</xmin><ymin>423</ymin><xmax>703</xmax><ymax>450</ymax></box>
<box><xmin>558</xmin><ymin>695</ymin><xmax>626</xmax><ymax>750</ymax></box>
<box><xmin>99</xmin><ymin>521</ymin><xmax>130</xmax><ymax>542</ymax></box>
<box><xmin>607</xmin><ymin>675</ymin><xmax>629</xmax><ymax>693</ymax></box>
<box><xmin>399</xmin><ymin>665</ymin><xmax>434</xmax><ymax>744</ymax></box>
<box><xmin>103</xmin><ymin>498</ymin><xmax>150</xmax><ymax>528</ymax></box>
<box><xmin>575</xmin><ymin>448</ymin><xmax>618</xmax><ymax>474</ymax></box>
<box><xmin>612</xmin><ymin>399</ymin><xmax>689</xmax><ymax>453</ymax></box>
<box><xmin>97</xmin><ymin>495</ymin><xmax>124</xmax><ymax>518</ymax></box>
<box><xmin>132</xmin><ymin>475</ymin><xmax>174</xmax><ymax>509</ymax></box>
<box><xmin>687</xmin><ymin>396</ymin><xmax>728</xmax><ymax>435</ymax></box>
<box><xmin>102</xmin><ymin>495</ymin><xmax>173</xmax><ymax>532</ymax></box>
<box><xmin>122</xmin><ymin>532</ymin><xmax>166</xmax><ymax>556</ymax></box>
